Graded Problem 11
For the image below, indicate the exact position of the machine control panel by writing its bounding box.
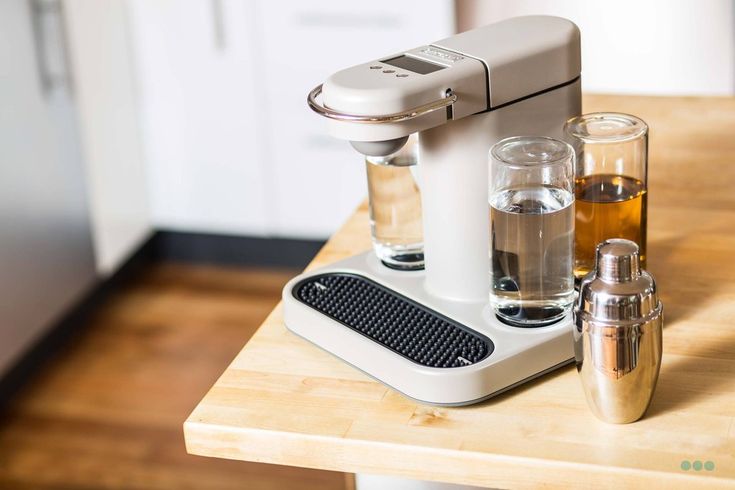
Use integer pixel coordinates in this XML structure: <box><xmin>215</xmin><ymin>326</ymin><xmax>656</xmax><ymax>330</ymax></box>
<box><xmin>318</xmin><ymin>44</ymin><xmax>488</xmax><ymax>143</ymax></box>
<box><xmin>381</xmin><ymin>54</ymin><xmax>446</xmax><ymax>75</ymax></box>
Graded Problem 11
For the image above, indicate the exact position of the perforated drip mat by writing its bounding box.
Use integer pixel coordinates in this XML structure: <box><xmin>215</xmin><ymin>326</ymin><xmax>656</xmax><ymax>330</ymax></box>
<box><xmin>293</xmin><ymin>273</ymin><xmax>493</xmax><ymax>368</ymax></box>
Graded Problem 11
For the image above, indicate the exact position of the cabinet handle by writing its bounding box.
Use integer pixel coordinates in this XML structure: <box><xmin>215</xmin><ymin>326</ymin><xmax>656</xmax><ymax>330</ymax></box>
<box><xmin>29</xmin><ymin>0</ymin><xmax>52</xmax><ymax>94</ymax></box>
<box><xmin>29</xmin><ymin>0</ymin><xmax>73</xmax><ymax>96</ymax></box>
<box><xmin>211</xmin><ymin>0</ymin><xmax>225</xmax><ymax>50</ymax></box>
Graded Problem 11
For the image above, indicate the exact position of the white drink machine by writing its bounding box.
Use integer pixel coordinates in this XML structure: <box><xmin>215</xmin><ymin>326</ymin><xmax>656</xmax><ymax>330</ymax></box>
<box><xmin>283</xmin><ymin>16</ymin><xmax>582</xmax><ymax>405</ymax></box>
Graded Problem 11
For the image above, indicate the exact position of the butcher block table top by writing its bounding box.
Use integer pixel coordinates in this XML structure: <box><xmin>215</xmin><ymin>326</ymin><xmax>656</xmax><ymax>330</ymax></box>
<box><xmin>184</xmin><ymin>95</ymin><xmax>735</xmax><ymax>489</ymax></box>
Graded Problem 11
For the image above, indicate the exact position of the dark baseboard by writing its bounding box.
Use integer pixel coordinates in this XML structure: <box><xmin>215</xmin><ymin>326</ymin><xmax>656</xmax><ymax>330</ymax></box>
<box><xmin>150</xmin><ymin>230</ymin><xmax>325</xmax><ymax>269</ymax></box>
<box><xmin>0</xmin><ymin>231</ymin><xmax>325</xmax><ymax>411</ymax></box>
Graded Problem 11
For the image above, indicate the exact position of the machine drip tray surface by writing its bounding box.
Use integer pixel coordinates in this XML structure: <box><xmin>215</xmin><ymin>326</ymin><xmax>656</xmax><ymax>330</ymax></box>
<box><xmin>293</xmin><ymin>273</ymin><xmax>494</xmax><ymax>368</ymax></box>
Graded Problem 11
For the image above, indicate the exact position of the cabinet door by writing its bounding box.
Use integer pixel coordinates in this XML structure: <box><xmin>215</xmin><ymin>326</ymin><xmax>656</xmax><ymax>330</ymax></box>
<box><xmin>64</xmin><ymin>0</ymin><xmax>153</xmax><ymax>275</ymax></box>
<box><xmin>257</xmin><ymin>0</ymin><xmax>455</xmax><ymax>238</ymax></box>
<box><xmin>0</xmin><ymin>1</ymin><xmax>96</xmax><ymax>375</ymax></box>
<box><xmin>128</xmin><ymin>0</ymin><xmax>270</xmax><ymax>235</ymax></box>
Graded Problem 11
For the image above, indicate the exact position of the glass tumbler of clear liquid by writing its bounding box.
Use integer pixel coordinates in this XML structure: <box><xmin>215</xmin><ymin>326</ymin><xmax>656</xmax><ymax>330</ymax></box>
<box><xmin>489</xmin><ymin>136</ymin><xmax>575</xmax><ymax>327</ymax></box>
<box><xmin>366</xmin><ymin>133</ymin><xmax>424</xmax><ymax>270</ymax></box>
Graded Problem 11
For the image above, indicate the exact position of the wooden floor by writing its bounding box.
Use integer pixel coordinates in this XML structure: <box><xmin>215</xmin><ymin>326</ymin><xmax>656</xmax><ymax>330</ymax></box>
<box><xmin>0</xmin><ymin>262</ymin><xmax>349</xmax><ymax>490</ymax></box>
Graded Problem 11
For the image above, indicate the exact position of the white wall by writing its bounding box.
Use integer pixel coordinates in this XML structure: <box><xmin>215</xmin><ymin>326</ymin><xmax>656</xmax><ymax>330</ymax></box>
<box><xmin>457</xmin><ymin>0</ymin><xmax>735</xmax><ymax>95</ymax></box>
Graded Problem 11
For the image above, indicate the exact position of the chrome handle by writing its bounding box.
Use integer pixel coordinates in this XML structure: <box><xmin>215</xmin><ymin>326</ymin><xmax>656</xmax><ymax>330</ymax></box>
<box><xmin>57</xmin><ymin>0</ymin><xmax>75</xmax><ymax>97</ymax></box>
<box><xmin>29</xmin><ymin>0</ymin><xmax>53</xmax><ymax>95</ymax></box>
<box><xmin>211</xmin><ymin>0</ymin><xmax>225</xmax><ymax>50</ymax></box>
<box><xmin>29</xmin><ymin>0</ymin><xmax>73</xmax><ymax>96</ymax></box>
<box><xmin>307</xmin><ymin>84</ymin><xmax>457</xmax><ymax>124</ymax></box>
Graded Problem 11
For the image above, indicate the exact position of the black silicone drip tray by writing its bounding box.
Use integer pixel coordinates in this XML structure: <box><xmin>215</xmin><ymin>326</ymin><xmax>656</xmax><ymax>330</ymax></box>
<box><xmin>293</xmin><ymin>273</ymin><xmax>493</xmax><ymax>368</ymax></box>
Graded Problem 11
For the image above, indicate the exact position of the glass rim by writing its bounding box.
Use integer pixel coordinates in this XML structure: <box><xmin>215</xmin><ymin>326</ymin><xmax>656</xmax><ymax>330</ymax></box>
<box><xmin>564</xmin><ymin>112</ymin><xmax>648</xmax><ymax>143</ymax></box>
<box><xmin>490</xmin><ymin>136</ymin><xmax>574</xmax><ymax>169</ymax></box>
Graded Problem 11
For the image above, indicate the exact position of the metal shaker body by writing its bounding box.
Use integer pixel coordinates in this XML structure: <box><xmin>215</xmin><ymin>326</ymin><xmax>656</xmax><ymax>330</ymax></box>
<box><xmin>574</xmin><ymin>239</ymin><xmax>663</xmax><ymax>423</ymax></box>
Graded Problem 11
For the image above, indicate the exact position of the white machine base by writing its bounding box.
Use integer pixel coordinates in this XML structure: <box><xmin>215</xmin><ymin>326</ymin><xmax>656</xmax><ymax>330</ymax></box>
<box><xmin>283</xmin><ymin>252</ymin><xmax>574</xmax><ymax>406</ymax></box>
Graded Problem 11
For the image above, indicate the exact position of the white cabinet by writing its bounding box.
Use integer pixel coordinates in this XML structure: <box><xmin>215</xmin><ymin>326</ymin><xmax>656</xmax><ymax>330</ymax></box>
<box><xmin>65</xmin><ymin>0</ymin><xmax>153</xmax><ymax>275</ymax></box>
<box><xmin>128</xmin><ymin>0</ymin><xmax>270</xmax><ymax>236</ymax></box>
<box><xmin>256</xmin><ymin>0</ymin><xmax>454</xmax><ymax>238</ymax></box>
<box><xmin>128</xmin><ymin>0</ymin><xmax>455</xmax><ymax>239</ymax></box>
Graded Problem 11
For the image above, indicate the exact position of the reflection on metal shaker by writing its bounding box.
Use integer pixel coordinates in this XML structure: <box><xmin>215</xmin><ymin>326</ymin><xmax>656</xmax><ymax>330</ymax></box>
<box><xmin>574</xmin><ymin>239</ymin><xmax>663</xmax><ymax>424</ymax></box>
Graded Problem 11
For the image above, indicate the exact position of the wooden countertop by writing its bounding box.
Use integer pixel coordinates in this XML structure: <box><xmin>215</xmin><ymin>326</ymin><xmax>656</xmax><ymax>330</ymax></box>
<box><xmin>184</xmin><ymin>95</ymin><xmax>735</xmax><ymax>489</ymax></box>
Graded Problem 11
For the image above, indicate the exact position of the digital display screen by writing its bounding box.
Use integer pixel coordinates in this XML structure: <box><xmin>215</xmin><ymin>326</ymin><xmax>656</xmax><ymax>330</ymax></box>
<box><xmin>381</xmin><ymin>55</ymin><xmax>446</xmax><ymax>75</ymax></box>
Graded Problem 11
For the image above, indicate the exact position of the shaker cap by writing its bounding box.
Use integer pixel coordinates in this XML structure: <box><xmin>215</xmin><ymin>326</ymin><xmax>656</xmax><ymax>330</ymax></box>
<box><xmin>597</xmin><ymin>239</ymin><xmax>641</xmax><ymax>282</ymax></box>
<box><xmin>577</xmin><ymin>239</ymin><xmax>661</xmax><ymax>322</ymax></box>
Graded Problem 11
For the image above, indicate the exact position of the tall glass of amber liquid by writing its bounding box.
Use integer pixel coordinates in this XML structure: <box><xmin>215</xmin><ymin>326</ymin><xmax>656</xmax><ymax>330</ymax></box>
<box><xmin>564</xmin><ymin>113</ymin><xmax>648</xmax><ymax>280</ymax></box>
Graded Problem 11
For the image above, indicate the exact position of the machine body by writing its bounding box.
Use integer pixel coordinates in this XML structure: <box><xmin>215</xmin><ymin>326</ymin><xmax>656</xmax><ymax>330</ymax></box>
<box><xmin>286</xmin><ymin>16</ymin><xmax>582</xmax><ymax>405</ymax></box>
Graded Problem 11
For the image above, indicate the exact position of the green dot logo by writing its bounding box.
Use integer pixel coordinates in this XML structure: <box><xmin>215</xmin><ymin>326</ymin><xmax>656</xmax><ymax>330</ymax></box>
<box><xmin>680</xmin><ymin>459</ymin><xmax>715</xmax><ymax>472</ymax></box>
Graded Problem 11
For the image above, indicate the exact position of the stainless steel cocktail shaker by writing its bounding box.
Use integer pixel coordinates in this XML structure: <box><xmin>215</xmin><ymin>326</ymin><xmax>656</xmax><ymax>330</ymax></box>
<box><xmin>574</xmin><ymin>239</ymin><xmax>663</xmax><ymax>423</ymax></box>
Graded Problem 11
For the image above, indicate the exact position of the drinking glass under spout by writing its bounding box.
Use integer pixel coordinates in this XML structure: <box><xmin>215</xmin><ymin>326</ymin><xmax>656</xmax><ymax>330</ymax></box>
<box><xmin>366</xmin><ymin>134</ymin><xmax>424</xmax><ymax>270</ymax></box>
<box><xmin>489</xmin><ymin>136</ymin><xmax>576</xmax><ymax>327</ymax></box>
